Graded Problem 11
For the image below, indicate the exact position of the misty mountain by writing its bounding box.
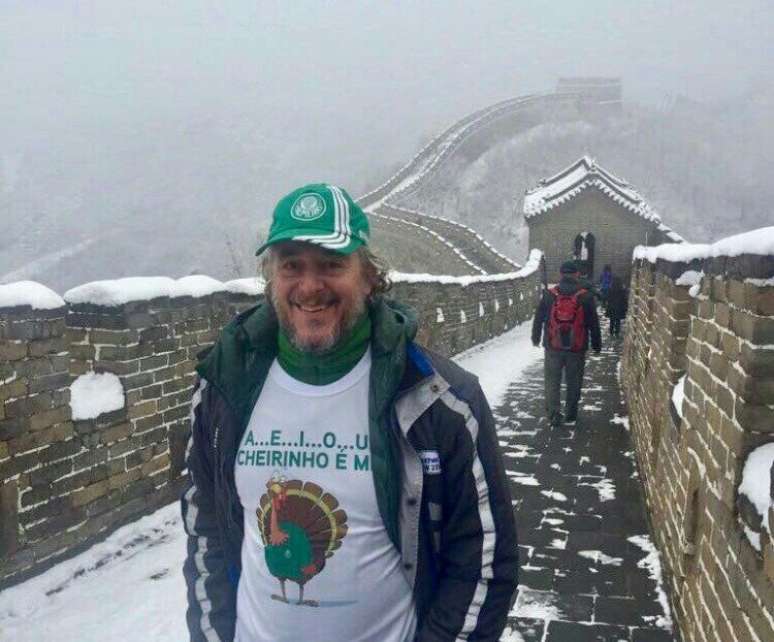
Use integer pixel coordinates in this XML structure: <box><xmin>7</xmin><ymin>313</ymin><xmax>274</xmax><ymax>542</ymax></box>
<box><xmin>394</xmin><ymin>89</ymin><xmax>774</xmax><ymax>263</ymax></box>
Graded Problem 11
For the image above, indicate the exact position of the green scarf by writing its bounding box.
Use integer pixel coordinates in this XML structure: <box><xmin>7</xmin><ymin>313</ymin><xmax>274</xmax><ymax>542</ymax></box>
<box><xmin>277</xmin><ymin>313</ymin><xmax>371</xmax><ymax>385</ymax></box>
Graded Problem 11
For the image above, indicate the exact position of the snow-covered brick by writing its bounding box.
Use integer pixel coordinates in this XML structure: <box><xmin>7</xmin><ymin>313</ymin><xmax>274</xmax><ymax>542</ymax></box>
<box><xmin>0</xmin><ymin>281</ymin><xmax>65</xmax><ymax>310</ymax></box>
<box><xmin>494</xmin><ymin>299</ymin><xmax>500</xmax><ymax>312</ymax></box>
<box><xmin>436</xmin><ymin>307</ymin><xmax>445</xmax><ymax>323</ymax></box>
<box><xmin>65</xmin><ymin>277</ymin><xmax>177</xmax><ymax>305</ymax></box>
<box><xmin>739</xmin><ymin>443</ymin><xmax>774</xmax><ymax>540</ymax></box>
<box><xmin>224</xmin><ymin>277</ymin><xmax>265</xmax><ymax>296</ymax></box>
<box><xmin>389</xmin><ymin>252</ymin><xmax>542</xmax><ymax>287</ymax></box>
<box><xmin>711</xmin><ymin>226</ymin><xmax>774</xmax><ymax>258</ymax></box>
<box><xmin>478</xmin><ymin>302</ymin><xmax>485</xmax><ymax>317</ymax></box>
<box><xmin>675</xmin><ymin>270</ymin><xmax>703</xmax><ymax>287</ymax></box>
<box><xmin>632</xmin><ymin>242</ymin><xmax>711</xmax><ymax>264</ymax></box>
<box><xmin>460</xmin><ymin>310</ymin><xmax>467</xmax><ymax>323</ymax></box>
<box><xmin>64</xmin><ymin>276</ymin><xmax>230</xmax><ymax>306</ymax></box>
<box><xmin>671</xmin><ymin>375</ymin><xmax>686</xmax><ymax>419</ymax></box>
<box><xmin>70</xmin><ymin>372</ymin><xmax>125</xmax><ymax>420</ymax></box>
<box><xmin>173</xmin><ymin>275</ymin><xmax>227</xmax><ymax>298</ymax></box>
<box><xmin>634</xmin><ymin>226</ymin><xmax>774</xmax><ymax>264</ymax></box>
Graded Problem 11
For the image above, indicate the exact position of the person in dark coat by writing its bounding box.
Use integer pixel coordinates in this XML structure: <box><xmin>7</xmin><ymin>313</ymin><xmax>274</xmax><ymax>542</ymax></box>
<box><xmin>531</xmin><ymin>260</ymin><xmax>602</xmax><ymax>427</ymax></box>
<box><xmin>605</xmin><ymin>275</ymin><xmax>628</xmax><ymax>337</ymax></box>
<box><xmin>598</xmin><ymin>265</ymin><xmax>613</xmax><ymax>304</ymax></box>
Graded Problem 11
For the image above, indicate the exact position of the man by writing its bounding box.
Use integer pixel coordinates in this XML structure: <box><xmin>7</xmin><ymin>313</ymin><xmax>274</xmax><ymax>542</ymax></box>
<box><xmin>598</xmin><ymin>264</ymin><xmax>613</xmax><ymax>304</ymax></box>
<box><xmin>181</xmin><ymin>183</ymin><xmax>518</xmax><ymax>641</ymax></box>
<box><xmin>605</xmin><ymin>275</ymin><xmax>628</xmax><ymax>337</ymax></box>
<box><xmin>531</xmin><ymin>260</ymin><xmax>601</xmax><ymax>427</ymax></box>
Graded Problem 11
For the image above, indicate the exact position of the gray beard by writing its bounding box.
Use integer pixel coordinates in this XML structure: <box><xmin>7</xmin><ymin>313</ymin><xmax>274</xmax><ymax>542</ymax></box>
<box><xmin>269</xmin><ymin>288</ymin><xmax>366</xmax><ymax>354</ymax></box>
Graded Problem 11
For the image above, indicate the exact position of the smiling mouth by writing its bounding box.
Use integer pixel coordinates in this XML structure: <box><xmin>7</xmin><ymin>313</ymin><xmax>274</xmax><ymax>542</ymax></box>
<box><xmin>293</xmin><ymin>302</ymin><xmax>335</xmax><ymax>313</ymax></box>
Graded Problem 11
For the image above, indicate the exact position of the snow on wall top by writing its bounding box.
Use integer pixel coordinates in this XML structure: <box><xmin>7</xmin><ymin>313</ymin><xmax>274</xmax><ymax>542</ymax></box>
<box><xmin>64</xmin><ymin>276</ymin><xmax>230</xmax><ymax>306</ymax></box>
<box><xmin>391</xmin><ymin>249</ymin><xmax>542</xmax><ymax>286</ymax></box>
<box><xmin>382</xmin><ymin>204</ymin><xmax>521</xmax><ymax>270</ymax></box>
<box><xmin>633</xmin><ymin>226</ymin><xmax>774</xmax><ymax>264</ymax></box>
<box><xmin>223</xmin><ymin>278</ymin><xmax>265</xmax><ymax>296</ymax></box>
<box><xmin>0</xmin><ymin>281</ymin><xmax>65</xmax><ymax>310</ymax></box>
<box><xmin>373</xmin><ymin>211</ymin><xmax>486</xmax><ymax>275</ymax></box>
<box><xmin>62</xmin><ymin>275</ymin><xmax>265</xmax><ymax>306</ymax></box>
<box><xmin>523</xmin><ymin>157</ymin><xmax>678</xmax><ymax>238</ymax></box>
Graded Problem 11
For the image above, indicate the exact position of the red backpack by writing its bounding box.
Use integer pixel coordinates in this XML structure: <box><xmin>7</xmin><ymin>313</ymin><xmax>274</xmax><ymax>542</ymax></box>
<box><xmin>547</xmin><ymin>287</ymin><xmax>587</xmax><ymax>352</ymax></box>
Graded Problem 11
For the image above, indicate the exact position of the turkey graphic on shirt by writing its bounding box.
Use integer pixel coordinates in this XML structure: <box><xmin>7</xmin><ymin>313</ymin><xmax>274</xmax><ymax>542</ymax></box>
<box><xmin>256</xmin><ymin>474</ymin><xmax>349</xmax><ymax>607</ymax></box>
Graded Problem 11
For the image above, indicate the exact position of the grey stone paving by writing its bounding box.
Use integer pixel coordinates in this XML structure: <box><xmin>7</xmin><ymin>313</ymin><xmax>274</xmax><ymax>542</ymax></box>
<box><xmin>496</xmin><ymin>337</ymin><xmax>679</xmax><ymax>642</ymax></box>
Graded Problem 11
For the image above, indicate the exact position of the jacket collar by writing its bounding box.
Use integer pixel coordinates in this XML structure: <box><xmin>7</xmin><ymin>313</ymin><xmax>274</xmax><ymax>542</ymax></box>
<box><xmin>196</xmin><ymin>295</ymin><xmax>420</xmax><ymax>410</ymax></box>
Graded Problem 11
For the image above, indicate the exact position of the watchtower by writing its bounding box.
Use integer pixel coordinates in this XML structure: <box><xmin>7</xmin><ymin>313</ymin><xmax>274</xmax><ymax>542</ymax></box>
<box><xmin>522</xmin><ymin>156</ymin><xmax>682</xmax><ymax>282</ymax></box>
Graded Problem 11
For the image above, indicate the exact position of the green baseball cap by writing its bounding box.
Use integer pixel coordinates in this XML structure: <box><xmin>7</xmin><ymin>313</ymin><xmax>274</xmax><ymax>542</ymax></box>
<box><xmin>256</xmin><ymin>183</ymin><xmax>370</xmax><ymax>256</ymax></box>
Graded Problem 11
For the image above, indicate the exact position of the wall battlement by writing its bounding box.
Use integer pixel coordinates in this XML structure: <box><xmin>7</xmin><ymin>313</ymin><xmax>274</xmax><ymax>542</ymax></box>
<box><xmin>621</xmin><ymin>237</ymin><xmax>774</xmax><ymax>642</ymax></box>
<box><xmin>0</xmin><ymin>262</ymin><xmax>543</xmax><ymax>587</ymax></box>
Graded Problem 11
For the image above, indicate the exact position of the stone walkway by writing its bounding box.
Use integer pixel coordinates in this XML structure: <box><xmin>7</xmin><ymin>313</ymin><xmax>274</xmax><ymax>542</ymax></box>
<box><xmin>496</xmin><ymin>338</ymin><xmax>679</xmax><ymax>642</ymax></box>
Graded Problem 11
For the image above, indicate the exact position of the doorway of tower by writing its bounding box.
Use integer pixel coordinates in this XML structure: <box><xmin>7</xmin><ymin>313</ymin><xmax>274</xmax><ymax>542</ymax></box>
<box><xmin>573</xmin><ymin>232</ymin><xmax>596</xmax><ymax>280</ymax></box>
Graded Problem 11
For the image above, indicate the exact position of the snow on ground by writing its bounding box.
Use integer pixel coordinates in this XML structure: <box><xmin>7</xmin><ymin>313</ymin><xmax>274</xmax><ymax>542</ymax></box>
<box><xmin>0</xmin><ymin>503</ymin><xmax>187</xmax><ymax>642</ymax></box>
<box><xmin>454</xmin><ymin>321</ymin><xmax>543</xmax><ymax>408</ymax></box>
<box><xmin>0</xmin><ymin>320</ymin><xmax>543</xmax><ymax>641</ymax></box>
<box><xmin>628</xmin><ymin>534</ymin><xmax>674</xmax><ymax>630</ymax></box>
<box><xmin>579</xmin><ymin>478</ymin><xmax>616</xmax><ymax>502</ymax></box>
<box><xmin>610</xmin><ymin>414</ymin><xmax>630</xmax><ymax>430</ymax></box>
<box><xmin>70</xmin><ymin>372</ymin><xmax>125</xmax><ymax>420</ymax></box>
<box><xmin>577</xmin><ymin>550</ymin><xmax>623</xmax><ymax>566</ymax></box>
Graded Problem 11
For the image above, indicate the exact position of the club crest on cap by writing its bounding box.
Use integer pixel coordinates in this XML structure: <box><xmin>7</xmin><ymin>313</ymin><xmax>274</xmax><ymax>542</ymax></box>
<box><xmin>291</xmin><ymin>193</ymin><xmax>326</xmax><ymax>221</ymax></box>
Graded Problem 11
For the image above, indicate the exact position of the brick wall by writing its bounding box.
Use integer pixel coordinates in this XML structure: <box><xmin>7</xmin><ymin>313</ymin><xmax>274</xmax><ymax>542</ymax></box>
<box><xmin>370</xmin><ymin>213</ymin><xmax>479</xmax><ymax>276</ymax></box>
<box><xmin>377</xmin><ymin>204</ymin><xmax>519</xmax><ymax>274</ymax></box>
<box><xmin>0</xmin><ymin>263</ymin><xmax>543</xmax><ymax>586</ymax></box>
<box><xmin>528</xmin><ymin>188</ymin><xmax>671</xmax><ymax>282</ymax></box>
<box><xmin>621</xmin><ymin>253</ymin><xmax>774</xmax><ymax>642</ymax></box>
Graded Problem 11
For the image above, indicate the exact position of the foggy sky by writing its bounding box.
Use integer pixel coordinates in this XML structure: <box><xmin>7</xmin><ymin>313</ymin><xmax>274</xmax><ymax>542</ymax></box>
<box><xmin>1</xmin><ymin>1</ymin><xmax>773</xmax><ymax>283</ymax></box>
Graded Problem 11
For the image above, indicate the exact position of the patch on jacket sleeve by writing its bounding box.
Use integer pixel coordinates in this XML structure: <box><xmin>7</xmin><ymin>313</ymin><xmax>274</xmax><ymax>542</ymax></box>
<box><xmin>419</xmin><ymin>450</ymin><xmax>442</xmax><ymax>475</ymax></box>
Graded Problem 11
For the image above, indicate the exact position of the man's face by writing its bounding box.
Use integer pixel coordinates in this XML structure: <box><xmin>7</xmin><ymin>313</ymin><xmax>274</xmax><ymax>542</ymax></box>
<box><xmin>268</xmin><ymin>242</ymin><xmax>373</xmax><ymax>353</ymax></box>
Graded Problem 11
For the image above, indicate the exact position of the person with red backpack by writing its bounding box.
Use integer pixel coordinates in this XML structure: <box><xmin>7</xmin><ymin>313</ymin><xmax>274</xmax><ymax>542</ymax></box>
<box><xmin>531</xmin><ymin>260</ymin><xmax>601</xmax><ymax>427</ymax></box>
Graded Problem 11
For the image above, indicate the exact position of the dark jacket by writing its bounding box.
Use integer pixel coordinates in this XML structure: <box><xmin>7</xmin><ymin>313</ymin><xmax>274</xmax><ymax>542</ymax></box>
<box><xmin>599</xmin><ymin>270</ymin><xmax>613</xmax><ymax>294</ymax></box>
<box><xmin>606</xmin><ymin>282</ymin><xmax>629</xmax><ymax>320</ymax></box>
<box><xmin>531</xmin><ymin>277</ymin><xmax>602</xmax><ymax>352</ymax></box>
<box><xmin>181</xmin><ymin>297</ymin><xmax>518</xmax><ymax>641</ymax></box>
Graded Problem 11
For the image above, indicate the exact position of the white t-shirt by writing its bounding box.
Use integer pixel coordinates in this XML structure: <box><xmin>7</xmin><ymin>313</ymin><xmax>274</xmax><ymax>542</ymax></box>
<box><xmin>234</xmin><ymin>349</ymin><xmax>417</xmax><ymax>642</ymax></box>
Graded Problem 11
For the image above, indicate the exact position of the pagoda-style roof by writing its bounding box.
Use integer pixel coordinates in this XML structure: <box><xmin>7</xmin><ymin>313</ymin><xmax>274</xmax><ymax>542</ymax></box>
<box><xmin>523</xmin><ymin>156</ymin><xmax>653</xmax><ymax>218</ymax></box>
<box><xmin>523</xmin><ymin>156</ymin><xmax>684</xmax><ymax>242</ymax></box>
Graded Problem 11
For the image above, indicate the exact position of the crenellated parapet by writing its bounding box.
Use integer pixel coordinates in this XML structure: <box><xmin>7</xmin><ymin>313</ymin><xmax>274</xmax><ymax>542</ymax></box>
<box><xmin>0</xmin><ymin>253</ymin><xmax>544</xmax><ymax>587</ymax></box>
<box><xmin>621</xmin><ymin>227</ymin><xmax>774</xmax><ymax>642</ymax></box>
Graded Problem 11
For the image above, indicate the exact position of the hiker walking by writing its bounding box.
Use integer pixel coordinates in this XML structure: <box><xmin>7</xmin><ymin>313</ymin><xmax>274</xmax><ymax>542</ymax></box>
<box><xmin>531</xmin><ymin>260</ymin><xmax>601</xmax><ymax>427</ymax></box>
<box><xmin>605</xmin><ymin>275</ymin><xmax>628</xmax><ymax>337</ymax></box>
<box><xmin>598</xmin><ymin>264</ymin><xmax>613</xmax><ymax>304</ymax></box>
